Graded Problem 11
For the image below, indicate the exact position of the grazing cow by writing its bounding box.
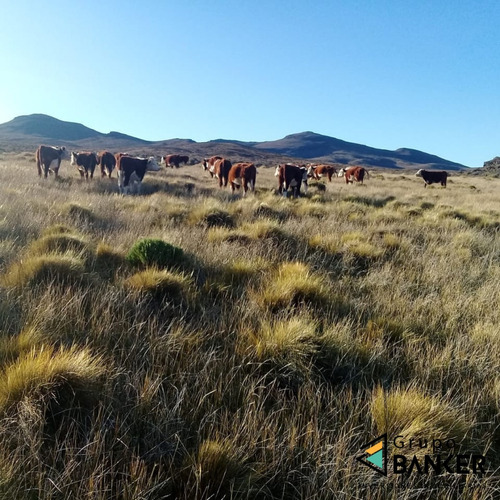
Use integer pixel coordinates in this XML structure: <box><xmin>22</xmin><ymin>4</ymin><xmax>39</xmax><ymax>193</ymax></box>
<box><xmin>97</xmin><ymin>151</ymin><xmax>116</xmax><ymax>178</ymax></box>
<box><xmin>202</xmin><ymin>156</ymin><xmax>223</xmax><ymax>178</ymax></box>
<box><xmin>160</xmin><ymin>154</ymin><xmax>189</xmax><ymax>168</ymax></box>
<box><xmin>228</xmin><ymin>162</ymin><xmax>256</xmax><ymax>196</ymax></box>
<box><xmin>275</xmin><ymin>164</ymin><xmax>308</xmax><ymax>197</ymax></box>
<box><xmin>35</xmin><ymin>145</ymin><xmax>69</xmax><ymax>178</ymax></box>
<box><xmin>71</xmin><ymin>151</ymin><xmax>98</xmax><ymax>180</ymax></box>
<box><xmin>116</xmin><ymin>155</ymin><xmax>161</xmax><ymax>194</ymax></box>
<box><xmin>212</xmin><ymin>158</ymin><xmax>232</xmax><ymax>187</ymax></box>
<box><xmin>307</xmin><ymin>164</ymin><xmax>337</xmax><ymax>182</ymax></box>
<box><xmin>338</xmin><ymin>166</ymin><xmax>368</xmax><ymax>184</ymax></box>
<box><xmin>415</xmin><ymin>169</ymin><xmax>448</xmax><ymax>187</ymax></box>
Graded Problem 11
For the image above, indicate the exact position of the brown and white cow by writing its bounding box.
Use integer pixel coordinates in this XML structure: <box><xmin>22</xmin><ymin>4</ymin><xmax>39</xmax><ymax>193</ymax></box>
<box><xmin>338</xmin><ymin>166</ymin><xmax>368</xmax><ymax>184</ymax></box>
<box><xmin>202</xmin><ymin>156</ymin><xmax>223</xmax><ymax>178</ymax></box>
<box><xmin>228</xmin><ymin>162</ymin><xmax>256</xmax><ymax>196</ymax></box>
<box><xmin>307</xmin><ymin>164</ymin><xmax>337</xmax><ymax>182</ymax></box>
<box><xmin>35</xmin><ymin>145</ymin><xmax>69</xmax><ymax>178</ymax></box>
<box><xmin>415</xmin><ymin>169</ymin><xmax>448</xmax><ymax>187</ymax></box>
<box><xmin>116</xmin><ymin>155</ymin><xmax>161</xmax><ymax>194</ymax></box>
<box><xmin>212</xmin><ymin>158</ymin><xmax>232</xmax><ymax>187</ymax></box>
<box><xmin>275</xmin><ymin>164</ymin><xmax>308</xmax><ymax>197</ymax></box>
<box><xmin>71</xmin><ymin>151</ymin><xmax>98</xmax><ymax>180</ymax></box>
<box><xmin>160</xmin><ymin>154</ymin><xmax>189</xmax><ymax>168</ymax></box>
<box><xmin>97</xmin><ymin>151</ymin><xmax>116</xmax><ymax>178</ymax></box>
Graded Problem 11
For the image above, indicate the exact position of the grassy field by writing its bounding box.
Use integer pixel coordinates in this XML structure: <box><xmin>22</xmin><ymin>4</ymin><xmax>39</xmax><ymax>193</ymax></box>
<box><xmin>0</xmin><ymin>152</ymin><xmax>499</xmax><ymax>499</ymax></box>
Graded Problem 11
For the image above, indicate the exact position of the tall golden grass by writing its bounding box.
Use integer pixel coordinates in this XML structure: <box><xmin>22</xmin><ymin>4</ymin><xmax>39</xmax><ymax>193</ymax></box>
<box><xmin>0</xmin><ymin>154</ymin><xmax>499</xmax><ymax>498</ymax></box>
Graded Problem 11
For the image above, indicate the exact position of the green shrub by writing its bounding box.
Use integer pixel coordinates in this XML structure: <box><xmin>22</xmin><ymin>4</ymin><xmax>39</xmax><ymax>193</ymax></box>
<box><xmin>126</xmin><ymin>238</ymin><xmax>184</xmax><ymax>269</ymax></box>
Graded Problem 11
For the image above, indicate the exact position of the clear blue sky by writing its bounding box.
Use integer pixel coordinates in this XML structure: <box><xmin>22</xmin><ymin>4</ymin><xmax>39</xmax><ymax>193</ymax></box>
<box><xmin>1</xmin><ymin>1</ymin><xmax>499</xmax><ymax>167</ymax></box>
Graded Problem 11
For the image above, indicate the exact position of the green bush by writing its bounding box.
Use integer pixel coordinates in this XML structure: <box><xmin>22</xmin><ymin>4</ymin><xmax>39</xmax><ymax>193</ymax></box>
<box><xmin>126</xmin><ymin>238</ymin><xmax>184</xmax><ymax>269</ymax></box>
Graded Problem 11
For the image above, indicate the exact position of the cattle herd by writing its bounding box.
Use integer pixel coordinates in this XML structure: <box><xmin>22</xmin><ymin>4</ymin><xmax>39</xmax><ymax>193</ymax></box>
<box><xmin>34</xmin><ymin>145</ymin><xmax>450</xmax><ymax>196</ymax></box>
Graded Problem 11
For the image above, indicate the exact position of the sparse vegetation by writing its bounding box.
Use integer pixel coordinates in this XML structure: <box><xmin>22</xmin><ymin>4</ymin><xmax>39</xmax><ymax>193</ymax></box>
<box><xmin>0</xmin><ymin>157</ymin><xmax>499</xmax><ymax>498</ymax></box>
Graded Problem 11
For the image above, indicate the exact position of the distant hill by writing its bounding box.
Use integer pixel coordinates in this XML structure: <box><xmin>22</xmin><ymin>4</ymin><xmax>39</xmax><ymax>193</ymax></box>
<box><xmin>0</xmin><ymin>114</ymin><xmax>468</xmax><ymax>170</ymax></box>
<box><xmin>0</xmin><ymin>114</ymin><xmax>150</xmax><ymax>150</ymax></box>
<box><xmin>253</xmin><ymin>131</ymin><xmax>466</xmax><ymax>170</ymax></box>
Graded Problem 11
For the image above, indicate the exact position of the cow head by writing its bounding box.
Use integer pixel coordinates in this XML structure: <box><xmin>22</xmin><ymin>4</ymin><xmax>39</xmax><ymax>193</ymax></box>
<box><xmin>147</xmin><ymin>157</ymin><xmax>161</xmax><ymax>171</ymax></box>
<box><xmin>415</xmin><ymin>169</ymin><xmax>424</xmax><ymax>177</ymax></box>
<box><xmin>202</xmin><ymin>158</ymin><xmax>209</xmax><ymax>171</ymax></box>
<box><xmin>338</xmin><ymin>168</ymin><xmax>346</xmax><ymax>177</ymax></box>
<box><xmin>307</xmin><ymin>165</ymin><xmax>316</xmax><ymax>177</ymax></box>
<box><xmin>274</xmin><ymin>165</ymin><xmax>281</xmax><ymax>177</ymax></box>
<box><xmin>70</xmin><ymin>152</ymin><xmax>78</xmax><ymax>165</ymax></box>
<box><xmin>160</xmin><ymin>156</ymin><xmax>167</xmax><ymax>167</ymax></box>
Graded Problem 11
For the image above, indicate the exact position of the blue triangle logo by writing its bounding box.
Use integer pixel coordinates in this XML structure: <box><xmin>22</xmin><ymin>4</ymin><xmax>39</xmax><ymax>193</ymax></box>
<box><xmin>366</xmin><ymin>449</ymin><xmax>383</xmax><ymax>469</ymax></box>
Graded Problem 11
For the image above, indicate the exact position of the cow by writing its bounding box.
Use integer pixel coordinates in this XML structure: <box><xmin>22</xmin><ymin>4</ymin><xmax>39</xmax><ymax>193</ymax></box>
<box><xmin>97</xmin><ymin>151</ymin><xmax>116</xmax><ymax>178</ymax></box>
<box><xmin>228</xmin><ymin>162</ymin><xmax>256</xmax><ymax>196</ymax></box>
<box><xmin>202</xmin><ymin>156</ymin><xmax>223</xmax><ymax>178</ymax></box>
<box><xmin>338</xmin><ymin>166</ymin><xmax>368</xmax><ymax>184</ymax></box>
<box><xmin>275</xmin><ymin>164</ymin><xmax>308</xmax><ymax>198</ymax></box>
<box><xmin>212</xmin><ymin>158</ymin><xmax>232</xmax><ymax>187</ymax></box>
<box><xmin>116</xmin><ymin>155</ymin><xmax>161</xmax><ymax>194</ymax></box>
<box><xmin>35</xmin><ymin>145</ymin><xmax>69</xmax><ymax>178</ymax></box>
<box><xmin>71</xmin><ymin>151</ymin><xmax>98</xmax><ymax>180</ymax></box>
<box><xmin>307</xmin><ymin>164</ymin><xmax>337</xmax><ymax>182</ymax></box>
<box><xmin>415</xmin><ymin>169</ymin><xmax>448</xmax><ymax>187</ymax></box>
<box><xmin>160</xmin><ymin>154</ymin><xmax>189</xmax><ymax>168</ymax></box>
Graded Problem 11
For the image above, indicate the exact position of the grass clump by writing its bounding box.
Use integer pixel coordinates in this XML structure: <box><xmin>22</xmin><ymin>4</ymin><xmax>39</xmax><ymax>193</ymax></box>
<box><xmin>1</xmin><ymin>255</ymin><xmax>86</xmax><ymax>288</ymax></box>
<box><xmin>341</xmin><ymin>232</ymin><xmax>384</xmax><ymax>259</ymax></box>
<box><xmin>253</xmin><ymin>203</ymin><xmax>289</xmax><ymax>222</ymax></box>
<box><xmin>94</xmin><ymin>242</ymin><xmax>127</xmax><ymax>279</ymax></box>
<box><xmin>126</xmin><ymin>238</ymin><xmax>184</xmax><ymax>269</ymax></box>
<box><xmin>371</xmin><ymin>385</ymin><xmax>470</xmax><ymax>447</ymax></box>
<box><xmin>61</xmin><ymin>203</ymin><xmax>96</xmax><ymax>223</ymax></box>
<box><xmin>189</xmin><ymin>206</ymin><xmax>235</xmax><ymax>228</ymax></box>
<box><xmin>0</xmin><ymin>345</ymin><xmax>106</xmax><ymax>416</ymax></box>
<box><xmin>28</xmin><ymin>232</ymin><xmax>93</xmax><ymax>261</ymax></box>
<box><xmin>180</xmin><ymin>438</ymin><xmax>255</xmax><ymax>499</ymax></box>
<box><xmin>246</xmin><ymin>317</ymin><xmax>317</xmax><ymax>375</ymax></box>
<box><xmin>255</xmin><ymin>262</ymin><xmax>331</xmax><ymax>312</ymax></box>
<box><xmin>124</xmin><ymin>268</ymin><xmax>195</xmax><ymax>304</ymax></box>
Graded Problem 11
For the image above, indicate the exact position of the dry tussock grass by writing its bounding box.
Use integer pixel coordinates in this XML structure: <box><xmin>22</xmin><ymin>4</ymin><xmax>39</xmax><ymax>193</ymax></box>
<box><xmin>0</xmin><ymin>157</ymin><xmax>498</xmax><ymax>498</ymax></box>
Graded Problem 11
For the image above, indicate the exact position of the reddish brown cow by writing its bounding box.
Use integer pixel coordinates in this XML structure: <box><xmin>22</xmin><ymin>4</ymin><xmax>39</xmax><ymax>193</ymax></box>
<box><xmin>35</xmin><ymin>145</ymin><xmax>69</xmax><ymax>178</ymax></box>
<box><xmin>97</xmin><ymin>151</ymin><xmax>116</xmax><ymax>178</ymax></box>
<box><xmin>71</xmin><ymin>151</ymin><xmax>98</xmax><ymax>180</ymax></box>
<box><xmin>275</xmin><ymin>164</ymin><xmax>308</xmax><ymax>197</ymax></box>
<box><xmin>202</xmin><ymin>156</ymin><xmax>223</xmax><ymax>178</ymax></box>
<box><xmin>212</xmin><ymin>158</ymin><xmax>232</xmax><ymax>187</ymax></box>
<box><xmin>161</xmin><ymin>154</ymin><xmax>189</xmax><ymax>168</ymax></box>
<box><xmin>307</xmin><ymin>164</ymin><xmax>337</xmax><ymax>182</ymax></box>
<box><xmin>338</xmin><ymin>166</ymin><xmax>368</xmax><ymax>184</ymax></box>
<box><xmin>228</xmin><ymin>162</ymin><xmax>256</xmax><ymax>195</ymax></box>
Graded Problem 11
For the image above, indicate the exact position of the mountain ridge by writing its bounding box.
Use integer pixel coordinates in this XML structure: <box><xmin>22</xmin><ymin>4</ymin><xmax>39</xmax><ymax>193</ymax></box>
<box><xmin>0</xmin><ymin>114</ymin><xmax>467</xmax><ymax>170</ymax></box>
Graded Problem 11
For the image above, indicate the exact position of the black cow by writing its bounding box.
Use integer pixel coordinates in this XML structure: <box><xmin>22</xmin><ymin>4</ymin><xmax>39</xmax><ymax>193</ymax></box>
<box><xmin>71</xmin><ymin>151</ymin><xmax>98</xmax><ymax>180</ymax></box>
<box><xmin>415</xmin><ymin>169</ymin><xmax>448</xmax><ymax>187</ymax></box>
<box><xmin>97</xmin><ymin>151</ymin><xmax>116</xmax><ymax>178</ymax></box>
<box><xmin>275</xmin><ymin>164</ymin><xmax>308</xmax><ymax>197</ymax></box>
<box><xmin>116</xmin><ymin>155</ymin><xmax>161</xmax><ymax>194</ymax></box>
